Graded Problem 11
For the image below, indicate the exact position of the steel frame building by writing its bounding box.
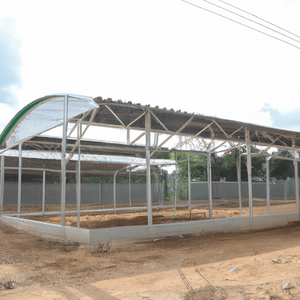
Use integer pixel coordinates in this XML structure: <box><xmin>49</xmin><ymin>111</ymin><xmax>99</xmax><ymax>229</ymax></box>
<box><xmin>0</xmin><ymin>93</ymin><xmax>299</xmax><ymax>243</ymax></box>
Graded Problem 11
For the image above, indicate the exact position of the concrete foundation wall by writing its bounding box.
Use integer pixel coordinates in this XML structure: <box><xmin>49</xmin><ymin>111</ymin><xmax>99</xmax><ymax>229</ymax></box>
<box><xmin>1</xmin><ymin>212</ymin><xmax>299</xmax><ymax>244</ymax></box>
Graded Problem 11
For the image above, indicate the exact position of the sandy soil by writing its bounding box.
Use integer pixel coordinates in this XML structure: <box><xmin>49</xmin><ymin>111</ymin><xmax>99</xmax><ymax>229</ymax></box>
<box><xmin>15</xmin><ymin>198</ymin><xmax>298</xmax><ymax>229</ymax></box>
<box><xmin>2</xmin><ymin>214</ymin><xmax>300</xmax><ymax>299</ymax></box>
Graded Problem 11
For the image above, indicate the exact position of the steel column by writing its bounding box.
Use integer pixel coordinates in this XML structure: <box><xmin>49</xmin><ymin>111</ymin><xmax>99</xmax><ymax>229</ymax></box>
<box><xmin>236</xmin><ymin>150</ymin><xmax>242</xmax><ymax>216</ymax></box>
<box><xmin>187</xmin><ymin>154</ymin><xmax>192</xmax><ymax>219</ymax></box>
<box><xmin>174</xmin><ymin>157</ymin><xmax>178</xmax><ymax>216</ymax></box>
<box><xmin>294</xmin><ymin>151</ymin><xmax>299</xmax><ymax>218</ymax></box>
<box><xmin>42</xmin><ymin>169</ymin><xmax>46</xmax><ymax>215</ymax></box>
<box><xmin>76</xmin><ymin>121</ymin><xmax>82</xmax><ymax>228</ymax></box>
<box><xmin>98</xmin><ymin>183</ymin><xmax>102</xmax><ymax>204</ymax></box>
<box><xmin>127</xmin><ymin>128</ymin><xmax>130</xmax><ymax>145</ymax></box>
<box><xmin>145</xmin><ymin>112</ymin><xmax>153</xmax><ymax>225</ymax></box>
<box><xmin>129</xmin><ymin>168</ymin><xmax>132</xmax><ymax>207</ymax></box>
<box><xmin>61</xmin><ymin>95</ymin><xmax>68</xmax><ymax>226</ymax></box>
<box><xmin>17</xmin><ymin>143</ymin><xmax>22</xmax><ymax>217</ymax></box>
<box><xmin>0</xmin><ymin>155</ymin><xmax>4</xmax><ymax>213</ymax></box>
<box><xmin>113</xmin><ymin>170</ymin><xmax>119</xmax><ymax>214</ymax></box>
<box><xmin>266</xmin><ymin>156</ymin><xmax>270</xmax><ymax>215</ymax></box>
<box><xmin>207</xmin><ymin>151</ymin><xmax>213</xmax><ymax>219</ymax></box>
<box><xmin>246</xmin><ymin>129</ymin><xmax>253</xmax><ymax>227</ymax></box>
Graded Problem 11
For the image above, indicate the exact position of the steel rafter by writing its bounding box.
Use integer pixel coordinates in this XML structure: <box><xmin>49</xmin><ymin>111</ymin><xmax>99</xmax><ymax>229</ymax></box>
<box><xmin>105</xmin><ymin>105</ymin><xmax>126</xmax><ymax>128</ymax></box>
<box><xmin>66</xmin><ymin>108</ymin><xmax>99</xmax><ymax>165</ymax></box>
<box><xmin>150</xmin><ymin>116</ymin><xmax>195</xmax><ymax>158</ymax></box>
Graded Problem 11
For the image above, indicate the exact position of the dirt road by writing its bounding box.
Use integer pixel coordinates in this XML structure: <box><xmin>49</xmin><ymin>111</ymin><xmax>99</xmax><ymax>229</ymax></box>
<box><xmin>1</xmin><ymin>219</ymin><xmax>300</xmax><ymax>299</ymax></box>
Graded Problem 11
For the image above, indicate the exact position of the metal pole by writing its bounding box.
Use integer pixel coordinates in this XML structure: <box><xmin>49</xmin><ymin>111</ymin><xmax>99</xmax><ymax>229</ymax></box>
<box><xmin>188</xmin><ymin>154</ymin><xmax>191</xmax><ymax>219</ymax></box>
<box><xmin>0</xmin><ymin>155</ymin><xmax>4</xmax><ymax>213</ymax></box>
<box><xmin>236</xmin><ymin>150</ymin><xmax>242</xmax><ymax>216</ymax></box>
<box><xmin>246</xmin><ymin>128</ymin><xmax>253</xmax><ymax>228</ymax></box>
<box><xmin>42</xmin><ymin>169</ymin><xmax>45</xmax><ymax>215</ymax></box>
<box><xmin>266</xmin><ymin>156</ymin><xmax>270</xmax><ymax>215</ymax></box>
<box><xmin>208</xmin><ymin>151</ymin><xmax>213</xmax><ymax>219</ymax></box>
<box><xmin>294</xmin><ymin>150</ymin><xmax>299</xmax><ymax>218</ymax></box>
<box><xmin>76</xmin><ymin>121</ymin><xmax>82</xmax><ymax>228</ymax></box>
<box><xmin>174</xmin><ymin>156</ymin><xmax>178</xmax><ymax>215</ymax></box>
<box><xmin>145</xmin><ymin>112</ymin><xmax>153</xmax><ymax>225</ymax></box>
<box><xmin>113</xmin><ymin>170</ymin><xmax>118</xmax><ymax>214</ymax></box>
<box><xmin>61</xmin><ymin>94</ymin><xmax>68</xmax><ymax>226</ymax></box>
<box><xmin>284</xmin><ymin>180</ymin><xmax>287</xmax><ymax>201</ymax></box>
<box><xmin>161</xmin><ymin>175</ymin><xmax>163</xmax><ymax>206</ymax></box>
<box><xmin>99</xmin><ymin>183</ymin><xmax>102</xmax><ymax>204</ymax></box>
<box><xmin>17</xmin><ymin>143</ymin><xmax>22</xmax><ymax>217</ymax></box>
<box><xmin>127</xmin><ymin>128</ymin><xmax>130</xmax><ymax>145</ymax></box>
<box><xmin>129</xmin><ymin>168</ymin><xmax>132</xmax><ymax>207</ymax></box>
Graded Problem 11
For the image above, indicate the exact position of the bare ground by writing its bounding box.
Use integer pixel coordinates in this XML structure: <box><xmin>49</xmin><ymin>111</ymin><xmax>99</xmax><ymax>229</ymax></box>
<box><xmin>2</xmin><ymin>202</ymin><xmax>300</xmax><ymax>299</ymax></box>
<box><xmin>17</xmin><ymin>198</ymin><xmax>297</xmax><ymax>229</ymax></box>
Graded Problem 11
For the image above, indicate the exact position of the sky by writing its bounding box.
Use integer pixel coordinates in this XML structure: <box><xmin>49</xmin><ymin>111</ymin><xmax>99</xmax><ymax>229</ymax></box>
<box><xmin>0</xmin><ymin>0</ymin><xmax>300</xmax><ymax>134</ymax></box>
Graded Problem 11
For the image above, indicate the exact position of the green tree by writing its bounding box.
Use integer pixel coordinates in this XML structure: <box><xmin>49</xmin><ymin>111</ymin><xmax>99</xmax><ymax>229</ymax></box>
<box><xmin>176</xmin><ymin>153</ymin><xmax>207</xmax><ymax>182</ymax></box>
<box><xmin>270</xmin><ymin>149</ymin><xmax>294</xmax><ymax>180</ymax></box>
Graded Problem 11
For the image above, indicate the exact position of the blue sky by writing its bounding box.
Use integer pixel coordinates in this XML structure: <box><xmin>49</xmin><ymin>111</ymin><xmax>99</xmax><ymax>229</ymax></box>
<box><xmin>0</xmin><ymin>0</ymin><xmax>300</xmax><ymax>132</ymax></box>
<box><xmin>0</xmin><ymin>18</ymin><xmax>21</xmax><ymax>128</ymax></box>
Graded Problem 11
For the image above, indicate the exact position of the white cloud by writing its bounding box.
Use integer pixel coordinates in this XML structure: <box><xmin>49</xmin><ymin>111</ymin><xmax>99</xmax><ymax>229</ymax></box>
<box><xmin>0</xmin><ymin>0</ymin><xmax>300</xmax><ymax>131</ymax></box>
<box><xmin>261</xmin><ymin>103</ymin><xmax>300</xmax><ymax>131</ymax></box>
<box><xmin>0</xmin><ymin>18</ymin><xmax>21</xmax><ymax>105</ymax></box>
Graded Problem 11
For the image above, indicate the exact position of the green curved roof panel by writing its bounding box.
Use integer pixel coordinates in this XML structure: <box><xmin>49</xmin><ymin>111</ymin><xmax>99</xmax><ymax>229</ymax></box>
<box><xmin>0</xmin><ymin>94</ymin><xmax>99</xmax><ymax>149</ymax></box>
<box><xmin>0</xmin><ymin>95</ymin><xmax>54</xmax><ymax>147</ymax></box>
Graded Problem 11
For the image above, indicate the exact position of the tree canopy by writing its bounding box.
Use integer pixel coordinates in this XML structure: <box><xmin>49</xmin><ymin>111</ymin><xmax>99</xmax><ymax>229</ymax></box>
<box><xmin>175</xmin><ymin>148</ymin><xmax>297</xmax><ymax>182</ymax></box>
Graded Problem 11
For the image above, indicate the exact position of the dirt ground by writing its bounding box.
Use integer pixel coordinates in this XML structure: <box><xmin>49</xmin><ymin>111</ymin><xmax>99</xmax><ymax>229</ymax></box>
<box><xmin>2</xmin><ymin>211</ymin><xmax>300</xmax><ymax>299</ymax></box>
<box><xmin>14</xmin><ymin>198</ymin><xmax>298</xmax><ymax>229</ymax></box>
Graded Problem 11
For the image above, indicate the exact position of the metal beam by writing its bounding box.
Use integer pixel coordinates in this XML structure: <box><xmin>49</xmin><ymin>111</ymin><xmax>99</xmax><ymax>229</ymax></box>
<box><xmin>174</xmin><ymin>155</ymin><xmax>178</xmax><ymax>216</ymax></box>
<box><xmin>66</xmin><ymin>108</ymin><xmax>98</xmax><ymax>165</ymax></box>
<box><xmin>236</xmin><ymin>150</ymin><xmax>242</xmax><ymax>216</ymax></box>
<box><xmin>213</xmin><ymin>120</ymin><xmax>229</xmax><ymax>139</ymax></box>
<box><xmin>76</xmin><ymin>121</ymin><xmax>82</xmax><ymax>227</ymax></box>
<box><xmin>129</xmin><ymin>168</ymin><xmax>132</xmax><ymax>207</ymax></box>
<box><xmin>174</xmin><ymin>122</ymin><xmax>214</xmax><ymax>149</ymax></box>
<box><xmin>127</xmin><ymin>128</ymin><xmax>130</xmax><ymax>145</ymax></box>
<box><xmin>130</xmin><ymin>132</ymin><xmax>145</xmax><ymax>145</ymax></box>
<box><xmin>294</xmin><ymin>151</ymin><xmax>299</xmax><ymax>219</ymax></box>
<box><xmin>150</xmin><ymin>116</ymin><xmax>195</xmax><ymax>158</ymax></box>
<box><xmin>67</xmin><ymin>111</ymin><xmax>89</xmax><ymax>138</ymax></box>
<box><xmin>188</xmin><ymin>154</ymin><xmax>192</xmax><ymax>219</ymax></box>
<box><xmin>145</xmin><ymin>112</ymin><xmax>153</xmax><ymax>225</ymax></box>
<box><xmin>61</xmin><ymin>95</ymin><xmax>68</xmax><ymax>226</ymax></box>
<box><xmin>202</xmin><ymin>139</ymin><xmax>209</xmax><ymax>151</ymax></box>
<box><xmin>246</xmin><ymin>128</ymin><xmax>253</xmax><ymax>228</ymax></box>
<box><xmin>105</xmin><ymin>105</ymin><xmax>126</xmax><ymax>128</ymax></box>
<box><xmin>42</xmin><ymin>169</ymin><xmax>45</xmax><ymax>215</ymax></box>
<box><xmin>113</xmin><ymin>171</ymin><xmax>118</xmax><ymax>214</ymax></box>
<box><xmin>266</xmin><ymin>156</ymin><xmax>270</xmax><ymax>215</ymax></box>
<box><xmin>0</xmin><ymin>155</ymin><xmax>4</xmax><ymax>213</ymax></box>
<box><xmin>207</xmin><ymin>150</ymin><xmax>213</xmax><ymax>219</ymax></box>
<box><xmin>258</xmin><ymin>135</ymin><xmax>282</xmax><ymax>155</ymax></box>
<box><xmin>149</xmin><ymin>110</ymin><xmax>169</xmax><ymax>132</ymax></box>
<box><xmin>126</xmin><ymin>111</ymin><xmax>147</xmax><ymax>128</ymax></box>
<box><xmin>17</xmin><ymin>143</ymin><xmax>22</xmax><ymax>217</ymax></box>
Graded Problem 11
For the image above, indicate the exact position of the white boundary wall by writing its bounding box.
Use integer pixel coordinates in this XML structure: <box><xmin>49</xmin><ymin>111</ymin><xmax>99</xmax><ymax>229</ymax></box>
<box><xmin>1</xmin><ymin>212</ymin><xmax>298</xmax><ymax>244</ymax></box>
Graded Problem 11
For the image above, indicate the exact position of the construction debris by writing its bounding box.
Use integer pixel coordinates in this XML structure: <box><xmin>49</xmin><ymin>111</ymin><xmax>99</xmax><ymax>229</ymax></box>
<box><xmin>0</xmin><ymin>280</ymin><xmax>16</xmax><ymax>290</ymax></box>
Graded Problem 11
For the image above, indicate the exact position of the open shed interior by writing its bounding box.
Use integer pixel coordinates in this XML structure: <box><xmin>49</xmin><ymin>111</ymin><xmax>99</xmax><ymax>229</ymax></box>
<box><xmin>0</xmin><ymin>94</ymin><xmax>299</xmax><ymax>231</ymax></box>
